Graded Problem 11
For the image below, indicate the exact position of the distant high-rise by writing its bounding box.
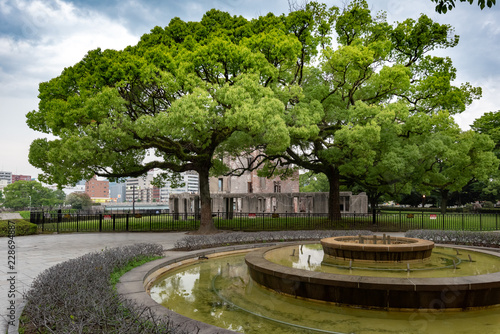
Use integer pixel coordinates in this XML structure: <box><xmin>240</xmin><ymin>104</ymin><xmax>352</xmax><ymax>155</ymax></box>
<box><xmin>0</xmin><ymin>171</ymin><xmax>12</xmax><ymax>185</ymax></box>
<box><xmin>125</xmin><ymin>170</ymin><xmax>199</xmax><ymax>204</ymax></box>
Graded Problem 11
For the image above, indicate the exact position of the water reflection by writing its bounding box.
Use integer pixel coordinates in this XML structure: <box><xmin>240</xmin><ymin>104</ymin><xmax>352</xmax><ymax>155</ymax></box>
<box><xmin>150</xmin><ymin>251</ymin><xmax>500</xmax><ymax>334</ymax></box>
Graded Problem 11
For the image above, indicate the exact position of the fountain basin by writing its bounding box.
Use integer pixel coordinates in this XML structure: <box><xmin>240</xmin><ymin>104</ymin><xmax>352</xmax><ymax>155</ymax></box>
<box><xmin>321</xmin><ymin>235</ymin><xmax>435</xmax><ymax>262</ymax></box>
<box><xmin>245</xmin><ymin>242</ymin><xmax>500</xmax><ymax>310</ymax></box>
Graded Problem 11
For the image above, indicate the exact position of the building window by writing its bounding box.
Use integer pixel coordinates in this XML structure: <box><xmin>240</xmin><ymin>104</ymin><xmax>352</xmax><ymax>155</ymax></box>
<box><xmin>248</xmin><ymin>181</ymin><xmax>253</xmax><ymax>193</ymax></box>
<box><xmin>273</xmin><ymin>181</ymin><xmax>281</xmax><ymax>193</ymax></box>
<box><xmin>218</xmin><ymin>178</ymin><xmax>223</xmax><ymax>192</ymax></box>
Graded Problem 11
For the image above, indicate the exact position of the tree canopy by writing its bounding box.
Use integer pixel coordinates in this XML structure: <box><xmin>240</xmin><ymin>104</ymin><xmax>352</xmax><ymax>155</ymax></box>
<box><xmin>2</xmin><ymin>181</ymin><xmax>65</xmax><ymax>210</ymax></box>
<box><xmin>66</xmin><ymin>192</ymin><xmax>93</xmax><ymax>210</ymax></box>
<box><xmin>257</xmin><ymin>0</ymin><xmax>485</xmax><ymax>219</ymax></box>
<box><xmin>26</xmin><ymin>8</ymin><xmax>319</xmax><ymax>233</ymax></box>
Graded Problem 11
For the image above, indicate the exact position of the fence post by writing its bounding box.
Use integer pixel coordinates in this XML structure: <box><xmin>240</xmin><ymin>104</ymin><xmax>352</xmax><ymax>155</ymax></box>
<box><xmin>480</xmin><ymin>213</ymin><xmax>482</xmax><ymax>231</ymax></box>
<box><xmin>76</xmin><ymin>213</ymin><xmax>79</xmax><ymax>233</ymax></box>
<box><xmin>462</xmin><ymin>212</ymin><xmax>464</xmax><ymax>230</ymax></box>
<box><xmin>496</xmin><ymin>213</ymin><xmax>498</xmax><ymax>231</ymax></box>
<box><xmin>263</xmin><ymin>210</ymin><xmax>265</xmax><ymax>231</ymax></box>
<box><xmin>126</xmin><ymin>214</ymin><xmax>129</xmax><ymax>231</ymax></box>
<box><xmin>285</xmin><ymin>211</ymin><xmax>288</xmax><ymax>230</ymax></box>
<box><xmin>442</xmin><ymin>213</ymin><xmax>445</xmax><ymax>230</ymax></box>
<box><xmin>399</xmin><ymin>210</ymin><xmax>402</xmax><ymax>231</ymax></box>
<box><xmin>112</xmin><ymin>214</ymin><xmax>116</xmax><ymax>231</ymax></box>
<box><xmin>421</xmin><ymin>211</ymin><xmax>424</xmax><ymax>229</ymax></box>
<box><xmin>42</xmin><ymin>211</ymin><xmax>45</xmax><ymax>232</ymax></box>
<box><xmin>99</xmin><ymin>214</ymin><xmax>103</xmax><ymax>232</ymax></box>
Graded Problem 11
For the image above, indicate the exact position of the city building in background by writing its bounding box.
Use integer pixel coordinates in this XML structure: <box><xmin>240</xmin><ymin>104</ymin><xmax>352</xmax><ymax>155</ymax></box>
<box><xmin>109</xmin><ymin>182</ymin><xmax>126</xmax><ymax>203</ymax></box>
<box><xmin>0</xmin><ymin>171</ymin><xmax>12</xmax><ymax>185</ymax></box>
<box><xmin>12</xmin><ymin>174</ymin><xmax>31</xmax><ymax>183</ymax></box>
<box><xmin>126</xmin><ymin>170</ymin><xmax>199</xmax><ymax>205</ymax></box>
<box><xmin>0</xmin><ymin>179</ymin><xmax>8</xmax><ymax>192</ymax></box>
<box><xmin>85</xmin><ymin>176</ymin><xmax>110</xmax><ymax>203</ymax></box>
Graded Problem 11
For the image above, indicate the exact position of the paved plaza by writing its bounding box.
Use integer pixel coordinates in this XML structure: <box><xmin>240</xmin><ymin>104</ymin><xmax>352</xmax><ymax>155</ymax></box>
<box><xmin>0</xmin><ymin>231</ymin><xmax>187</xmax><ymax>334</ymax></box>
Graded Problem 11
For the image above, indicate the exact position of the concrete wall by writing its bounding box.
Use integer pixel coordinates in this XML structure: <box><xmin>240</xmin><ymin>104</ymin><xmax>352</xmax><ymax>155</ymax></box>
<box><xmin>170</xmin><ymin>191</ymin><xmax>368</xmax><ymax>215</ymax></box>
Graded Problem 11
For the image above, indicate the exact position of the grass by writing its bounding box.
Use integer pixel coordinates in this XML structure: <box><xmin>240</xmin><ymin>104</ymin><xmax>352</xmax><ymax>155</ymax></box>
<box><xmin>110</xmin><ymin>255</ymin><xmax>162</xmax><ymax>287</ymax></box>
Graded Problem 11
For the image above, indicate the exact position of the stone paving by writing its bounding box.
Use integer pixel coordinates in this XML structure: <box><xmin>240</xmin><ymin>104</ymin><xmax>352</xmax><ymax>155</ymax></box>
<box><xmin>0</xmin><ymin>232</ymin><xmax>187</xmax><ymax>334</ymax></box>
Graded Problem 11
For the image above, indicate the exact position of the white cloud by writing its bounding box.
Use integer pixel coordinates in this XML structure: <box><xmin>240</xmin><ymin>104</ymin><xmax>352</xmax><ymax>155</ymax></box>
<box><xmin>0</xmin><ymin>0</ymin><xmax>139</xmax><ymax>176</ymax></box>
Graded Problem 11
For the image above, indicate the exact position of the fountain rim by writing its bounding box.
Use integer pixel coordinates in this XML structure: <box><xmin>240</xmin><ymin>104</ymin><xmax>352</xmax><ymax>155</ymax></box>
<box><xmin>245</xmin><ymin>241</ymin><xmax>500</xmax><ymax>309</ymax></box>
<box><xmin>320</xmin><ymin>235</ymin><xmax>435</xmax><ymax>252</ymax></box>
<box><xmin>246</xmin><ymin>241</ymin><xmax>500</xmax><ymax>286</ymax></box>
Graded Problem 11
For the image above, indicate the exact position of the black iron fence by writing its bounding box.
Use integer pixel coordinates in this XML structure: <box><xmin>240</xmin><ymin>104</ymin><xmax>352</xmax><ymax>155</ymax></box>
<box><xmin>29</xmin><ymin>210</ymin><xmax>500</xmax><ymax>233</ymax></box>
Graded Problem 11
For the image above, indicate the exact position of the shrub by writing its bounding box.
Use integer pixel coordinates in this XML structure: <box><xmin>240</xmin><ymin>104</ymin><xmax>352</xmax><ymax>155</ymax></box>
<box><xmin>22</xmin><ymin>243</ymin><xmax>187</xmax><ymax>334</ymax></box>
<box><xmin>0</xmin><ymin>219</ymin><xmax>37</xmax><ymax>237</ymax></box>
<box><xmin>174</xmin><ymin>230</ymin><xmax>374</xmax><ymax>251</ymax></box>
<box><xmin>405</xmin><ymin>230</ymin><xmax>500</xmax><ymax>247</ymax></box>
<box><xmin>483</xmin><ymin>201</ymin><xmax>494</xmax><ymax>209</ymax></box>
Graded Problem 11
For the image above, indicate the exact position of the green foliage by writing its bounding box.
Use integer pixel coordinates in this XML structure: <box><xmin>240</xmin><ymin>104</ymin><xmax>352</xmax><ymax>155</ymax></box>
<box><xmin>66</xmin><ymin>192</ymin><xmax>93</xmax><ymax>210</ymax></box>
<box><xmin>18</xmin><ymin>211</ymin><xmax>31</xmax><ymax>219</ymax></box>
<box><xmin>432</xmin><ymin>0</ymin><xmax>496</xmax><ymax>13</ymax></box>
<box><xmin>299</xmin><ymin>171</ymin><xmax>329</xmax><ymax>192</ymax></box>
<box><xmin>472</xmin><ymin>110</ymin><xmax>500</xmax><ymax>153</ymax></box>
<box><xmin>26</xmin><ymin>7</ymin><xmax>321</xmax><ymax>232</ymax></box>
<box><xmin>259</xmin><ymin>0</ymin><xmax>484</xmax><ymax>219</ymax></box>
<box><xmin>109</xmin><ymin>255</ymin><xmax>162</xmax><ymax>287</ymax></box>
<box><xmin>0</xmin><ymin>219</ymin><xmax>38</xmax><ymax>237</ymax></box>
<box><xmin>2</xmin><ymin>181</ymin><xmax>64</xmax><ymax>209</ymax></box>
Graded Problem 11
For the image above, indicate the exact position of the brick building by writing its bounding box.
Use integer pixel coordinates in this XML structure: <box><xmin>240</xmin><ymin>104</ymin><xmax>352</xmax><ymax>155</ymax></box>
<box><xmin>12</xmin><ymin>174</ymin><xmax>31</xmax><ymax>183</ymax></box>
<box><xmin>85</xmin><ymin>176</ymin><xmax>110</xmax><ymax>201</ymax></box>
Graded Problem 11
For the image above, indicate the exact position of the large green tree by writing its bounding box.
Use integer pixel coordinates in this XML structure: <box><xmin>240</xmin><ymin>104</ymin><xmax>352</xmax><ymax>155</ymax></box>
<box><xmin>471</xmin><ymin>110</ymin><xmax>500</xmax><ymax>199</ymax></box>
<box><xmin>2</xmin><ymin>181</ymin><xmax>65</xmax><ymax>209</ymax></box>
<box><xmin>66</xmin><ymin>192</ymin><xmax>93</xmax><ymax>210</ymax></box>
<box><xmin>26</xmin><ymin>9</ymin><xmax>318</xmax><ymax>233</ymax></box>
<box><xmin>260</xmin><ymin>1</ymin><xmax>481</xmax><ymax>220</ymax></box>
<box><xmin>471</xmin><ymin>111</ymin><xmax>500</xmax><ymax>154</ymax></box>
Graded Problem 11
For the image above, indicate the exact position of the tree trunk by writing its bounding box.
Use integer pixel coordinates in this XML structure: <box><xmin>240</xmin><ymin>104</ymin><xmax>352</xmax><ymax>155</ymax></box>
<box><xmin>195</xmin><ymin>167</ymin><xmax>218</xmax><ymax>234</ymax></box>
<box><xmin>440</xmin><ymin>189</ymin><xmax>449</xmax><ymax>215</ymax></box>
<box><xmin>368</xmin><ymin>193</ymin><xmax>379</xmax><ymax>225</ymax></box>
<box><xmin>327</xmin><ymin>167</ymin><xmax>342</xmax><ymax>221</ymax></box>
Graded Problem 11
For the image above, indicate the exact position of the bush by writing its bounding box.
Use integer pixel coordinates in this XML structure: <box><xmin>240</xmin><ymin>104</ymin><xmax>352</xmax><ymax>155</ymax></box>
<box><xmin>22</xmin><ymin>243</ymin><xmax>187</xmax><ymax>334</ymax></box>
<box><xmin>483</xmin><ymin>201</ymin><xmax>494</xmax><ymax>209</ymax></box>
<box><xmin>174</xmin><ymin>230</ymin><xmax>374</xmax><ymax>251</ymax></box>
<box><xmin>0</xmin><ymin>219</ymin><xmax>37</xmax><ymax>237</ymax></box>
<box><xmin>405</xmin><ymin>230</ymin><xmax>500</xmax><ymax>247</ymax></box>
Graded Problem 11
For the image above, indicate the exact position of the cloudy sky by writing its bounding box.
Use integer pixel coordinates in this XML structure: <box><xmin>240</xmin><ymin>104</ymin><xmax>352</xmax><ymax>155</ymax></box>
<box><xmin>1</xmin><ymin>0</ymin><xmax>499</xmax><ymax>179</ymax></box>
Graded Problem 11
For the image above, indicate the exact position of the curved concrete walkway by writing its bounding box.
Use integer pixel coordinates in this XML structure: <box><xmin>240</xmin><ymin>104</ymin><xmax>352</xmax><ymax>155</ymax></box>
<box><xmin>0</xmin><ymin>232</ymin><xmax>187</xmax><ymax>334</ymax></box>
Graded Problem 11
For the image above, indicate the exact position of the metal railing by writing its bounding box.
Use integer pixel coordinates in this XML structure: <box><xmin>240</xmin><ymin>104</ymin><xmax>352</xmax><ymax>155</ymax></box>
<box><xmin>29</xmin><ymin>210</ymin><xmax>500</xmax><ymax>233</ymax></box>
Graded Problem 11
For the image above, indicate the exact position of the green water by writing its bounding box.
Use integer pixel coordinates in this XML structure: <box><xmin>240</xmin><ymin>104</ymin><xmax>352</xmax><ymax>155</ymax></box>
<box><xmin>149</xmin><ymin>247</ymin><xmax>500</xmax><ymax>334</ymax></box>
<box><xmin>265</xmin><ymin>245</ymin><xmax>500</xmax><ymax>278</ymax></box>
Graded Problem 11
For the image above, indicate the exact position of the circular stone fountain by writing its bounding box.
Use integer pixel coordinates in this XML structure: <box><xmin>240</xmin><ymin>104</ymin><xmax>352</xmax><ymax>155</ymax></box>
<box><xmin>245</xmin><ymin>236</ymin><xmax>500</xmax><ymax>310</ymax></box>
<box><xmin>146</xmin><ymin>241</ymin><xmax>500</xmax><ymax>333</ymax></box>
<box><xmin>321</xmin><ymin>235</ymin><xmax>435</xmax><ymax>262</ymax></box>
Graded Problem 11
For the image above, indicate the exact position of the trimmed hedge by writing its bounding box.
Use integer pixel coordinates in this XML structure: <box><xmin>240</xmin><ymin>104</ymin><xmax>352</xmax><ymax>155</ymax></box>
<box><xmin>405</xmin><ymin>230</ymin><xmax>500</xmax><ymax>248</ymax></box>
<box><xmin>0</xmin><ymin>219</ymin><xmax>37</xmax><ymax>237</ymax></box>
<box><xmin>174</xmin><ymin>229</ymin><xmax>374</xmax><ymax>251</ymax></box>
<box><xmin>21</xmin><ymin>243</ymin><xmax>187</xmax><ymax>334</ymax></box>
